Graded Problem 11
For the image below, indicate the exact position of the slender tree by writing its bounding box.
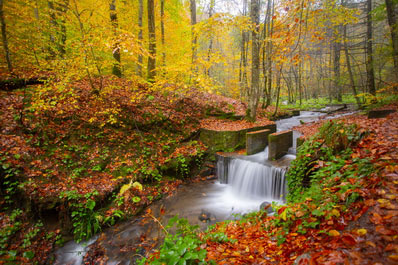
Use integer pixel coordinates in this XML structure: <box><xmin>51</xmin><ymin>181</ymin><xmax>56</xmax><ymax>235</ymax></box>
<box><xmin>137</xmin><ymin>0</ymin><xmax>143</xmax><ymax>77</ymax></box>
<box><xmin>0</xmin><ymin>0</ymin><xmax>12</xmax><ymax>72</ymax></box>
<box><xmin>48</xmin><ymin>0</ymin><xmax>68</xmax><ymax>58</ymax></box>
<box><xmin>110</xmin><ymin>0</ymin><xmax>121</xmax><ymax>77</ymax></box>
<box><xmin>366</xmin><ymin>0</ymin><xmax>376</xmax><ymax>95</ymax></box>
<box><xmin>147</xmin><ymin>0</ymin><xmax>156</xmax><ymax>82</ymax></box>
<box><xmin>160</xmin><ymin>0</ymin><xmax>165</xmax><ymax>67</ymax></box>
<box><xmin>333</xmin><ymin>28</ymin><xmax>342</xmax><ymax>102</ymax></box>
<box><xmin>247</xmin><ymin>0</ymin><xmax>260</xmax><ymax>121</ymax></box>
<box><xmin>385</xmin><ymin>0</ymin><xmax>398</xmax><ymax>82</ymax></box>
<box><xmin>206</xmin><ymin>0</ymin><xmax>215</xmax><ymax>76</ymax></box>
<box><xmin>239</xmin><ymin>0</ymin><xmax>249</xmax><ymax>100</ymax></box>
<box><xmin>343</xmin><ymin>17</ymin><xmax>361</xmax><ymax>106</ymax></box>
<box><xmin>190</xmin><ymin>0</ymin><xmax>197</xmax><ymax>72</ymax></box>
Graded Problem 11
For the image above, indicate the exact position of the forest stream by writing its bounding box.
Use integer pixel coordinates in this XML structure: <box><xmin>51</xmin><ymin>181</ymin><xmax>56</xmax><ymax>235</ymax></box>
<box><xmin>54</xmin><ymin>111</ymin><xmax>353</xmax><ymax>265</ymax></box>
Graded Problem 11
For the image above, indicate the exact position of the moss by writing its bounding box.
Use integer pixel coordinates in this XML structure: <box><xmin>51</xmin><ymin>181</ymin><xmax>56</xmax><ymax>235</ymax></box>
<box><xmin>200</xmin><ymin>124</ymin><xmax>276</xmax><ymax>154</ymax></box>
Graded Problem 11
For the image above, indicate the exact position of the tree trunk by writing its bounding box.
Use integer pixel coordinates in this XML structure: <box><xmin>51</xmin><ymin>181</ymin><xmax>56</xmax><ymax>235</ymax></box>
<box><xmin>263</xmin><ymin>0</ymin><xmax>274</xmax><ymax>109</ymax></box>
<box><xmin>385</xmin><ymin>0</ymin><xmax>398</xmax><ymax>83</ymax></box>
<box><xmin>366</xmin><ymin>0</ymin><xmax>376</xmax><ymax>95</ymax></box>
<box><xmin>273</xmin><ymin>65</ymin><xmax>283</xmax><ymax>117</ymax></box>
<box><xmin>343</xmin><ymin>23</ymin><xmax>361</xmax><ymax>106</ymax></box>
<box><xmin>110</xmin><ymin>0</ymin><xmax>121</xmax><ymax>77</ymax></box>
<box><xmin>147</xmin><ymin>0</ymin><xmax>156</xmax><ymax>82</ymax></box>
<box><xmin>333</xmin><ymin>25</ymin><xmax>342</xmax><ymax>102</ymax></box>
<box><xmin>239</xmin><ymin>0</ymin><xmax>248</xmax><ymax>100</ymax></box>
<box><xmin>206</xmin><ymin>0</ymin><xmax>215</xmax><ymax>76</ymax></box>
<box><xmin>190</xmin><ymin>0</ymin><xmax>197</xmax><ymax>73</ymax></box>
<box><xmin>247</xmin><ymin>0</ymin><xmax>260</xmax><ymax>121</ymax></box>
<box><xmin>48</xmin><ymin>0</ymin><xmax>68</xmax><ymax>58</ymax></box>
<box><xmin>160</xmin><ymin>0</ymin><xmax>165</xmax><ymax>67</ymax></box>
<box><xmin>0</xmin><ymin>0</ymin><xmax>12</xmax><ymax>73</ymax></box>
<box><xmin>137</xmin><ymin>0</ymin><xmax>143</xmax><ymax>77</ymax></box>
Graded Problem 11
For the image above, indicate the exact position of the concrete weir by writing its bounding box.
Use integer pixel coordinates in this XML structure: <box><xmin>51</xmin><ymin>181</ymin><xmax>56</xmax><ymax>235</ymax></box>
<box><xmin>199</xmin><ymin>124</ymin><xmax>276</xmax><ymax>153</ymax></box>
<box><xmin>268</xmin><ymin>130</ymin><xmax>293</xmax><ymax>160</ymax></box>
<box><xmin>246</xmin><ymin>129</ymin><xmax>271</xmax><ymax>155</ymax></box>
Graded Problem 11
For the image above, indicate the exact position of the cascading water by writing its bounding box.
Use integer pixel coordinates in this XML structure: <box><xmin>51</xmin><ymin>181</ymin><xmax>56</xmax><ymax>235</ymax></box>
<box><xmin>217</xmin><ymin>147</ymin><xmax>291</xmax><ymax>203</ymax></box>
<box><xmin>54</xmin><ymin>111</ymin><xmax>330</xmax><ymax>264</ymax></box>
<box><xmin>228</xmin><ymin>159</ymin><xmax>287</xmax><ymax>201</ymax></box>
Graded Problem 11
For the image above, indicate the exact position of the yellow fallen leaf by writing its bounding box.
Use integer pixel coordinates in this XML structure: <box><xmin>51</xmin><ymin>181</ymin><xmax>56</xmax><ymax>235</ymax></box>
<box><xmin>357</xmin><ymin>228</ymin><xmax>367</xmax><ymax>236</ymax></box>
<box><xmin>378</xmin><ymin>199</ymin><xmax>389</xmax><ymax>204</ymax></box>
<box><xmin>132</xmin><ymin>181</ymin><xmax>143</xmax><ymax>191</ymax></box>
<box><xmin>280</xmin><ymin>209</ymin><xmax>287</xmax><ymax>221</ymax></box>
<box><xmin>245</xmin><ymin>246</ymin><xmax>250</xmax><ymax>252</ymax></box>
<box><xmin>388</xmin><ymin>254</ymin><xmax>398</xmax><ymax>261</ymax></box>
<box><xmin>329</xmin><ymin>230</ymin><xmax>340</xmax><ymax>237</ymax></box>
<box><xmin>331</xmin><ymin>209</ymin><xmax>340</xmax><ymax>217</ymax></box>
<box><xmin>118</xmin><ymin>183</ymin><xmax>132</xmax><ymax>196</ymax></box>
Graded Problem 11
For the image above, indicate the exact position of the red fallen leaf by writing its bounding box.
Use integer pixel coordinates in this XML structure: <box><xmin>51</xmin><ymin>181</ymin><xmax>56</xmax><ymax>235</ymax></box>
<box><xmin>341</xmin><ymin>233</ymin><xmax>357</xmax><ymax>246</ymax></box>
<box><xmin>278</xmin><ymin>206</ymin><xmax>287</xmax><ymax>215</ymax></box>
<box><xmin>376</xmin><ymin>225</ymin><xmax>395</xmax><ymax>235</ymax></box>
<box><xmin>364</xmin><ymin>199</ymin><xmax>375</xmax><ymax>206</ymax></box>
<box><xmin>160</xmin><ymin>206</ymin><xmax>165</xmax><ymax>215</ymax></box>
<box><xmin>370</xmin><ymin>213</ymin><xmax>383</xmax><ymax>224</ymax></box>
<box><xmin>385</xmin><ymin>244</ymin><xmax>398</xmax><ymax>251</ymax></box>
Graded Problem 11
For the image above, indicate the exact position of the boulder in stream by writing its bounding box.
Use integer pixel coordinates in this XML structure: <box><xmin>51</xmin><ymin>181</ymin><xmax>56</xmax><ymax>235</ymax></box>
<box><xmin>259</xmin><ymin>202</ymin><xmax>274</xmax><ymax>214</ymax></box>
<box><xmin>198</xmin><ymin>210</ymin><xmax>213</xmax><ymax>223</ymax></box>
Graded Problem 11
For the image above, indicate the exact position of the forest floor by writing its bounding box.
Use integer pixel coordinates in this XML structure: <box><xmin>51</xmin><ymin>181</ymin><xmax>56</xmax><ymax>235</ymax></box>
<box><xmin>0</xmin><ymin>76</ymin><xmax>291</xmax><ymax>264</ymax></box>
<box><xmin>202</xmin><ymin>104</ymin><xmax>398</xmax><ymax>264</ymax></box>
<box><xmin>1</xmin><ymin>75</ymin><xmax>397</xmax><ymax>264</ymax></box>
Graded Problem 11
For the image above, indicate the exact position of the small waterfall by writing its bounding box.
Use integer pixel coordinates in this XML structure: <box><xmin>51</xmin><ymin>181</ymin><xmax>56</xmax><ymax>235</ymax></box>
<box><xmin>216</xmin><ymin>154</ymin><xmax>230</xmax><ymax>184</ymax></box>
<box><xmin>216</xmin><ymin>148</ymin><xmax>288</xmax><ymax>202</ymax></box>
<box><xmin>228</xmin><ymin>159</ymin><xmax>287</xmax><ymax>201</ymax></box>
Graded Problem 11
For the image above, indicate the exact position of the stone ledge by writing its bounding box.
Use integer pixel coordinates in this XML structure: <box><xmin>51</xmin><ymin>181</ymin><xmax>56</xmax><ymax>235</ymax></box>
<box><xmin>268</xmin><ymin>130</ymin><xmax>293</xmax><ymax>160</ymax></box>
<box><xmin>200</xmin><ymin>123</ymin><xmax>276</xmax><ymax>153</ymax></box>
<box><xmin>246</xmin><ymin>129</ymin><xmax>271</xmax><ymax>155</ymax></box>
<box><xmin>368</xmin><ymin>109</ymin><xmax>396</xmax><ymax>119</ymax></box>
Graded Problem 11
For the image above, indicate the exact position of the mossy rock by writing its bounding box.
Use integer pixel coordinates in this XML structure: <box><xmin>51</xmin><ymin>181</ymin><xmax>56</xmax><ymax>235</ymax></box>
<box><xmin>200</xmin><ymin>124</ymin><xmax>276</xmax><ymax>154</ymax></box>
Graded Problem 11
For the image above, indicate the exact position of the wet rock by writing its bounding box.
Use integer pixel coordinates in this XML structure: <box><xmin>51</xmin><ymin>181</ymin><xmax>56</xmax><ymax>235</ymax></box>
<box><xmin>199</xmin><ymin>166</ymin><xmax>213</xmax><ymax>177</ymax></box>
<box><xmin>292</xmin><ymin>110</ymin><xmax>300</xmax><ymax>116</ymax></box>
<box><xmin>206</xmin><ymin>175</ymin><xmax>217</xmax><ymax>180</ymax></box>
<box><xmin>294</xmin><ymin>253</ymin><xmax>311</xmax><ymax>264</ymax></box>
<box><xmin>199</xmin><ymin>210</ymin><xmax>212</xmax><ymax>222</ymax></box>
<box><xmin>259</xmin><ymin>202</ymin><xmax>274</xmax><ymax>214</ymax></box>
<box><xmin>368</xmin><ymin>109</ymin><xmax>395</xmax><ymax>119</ymax></box>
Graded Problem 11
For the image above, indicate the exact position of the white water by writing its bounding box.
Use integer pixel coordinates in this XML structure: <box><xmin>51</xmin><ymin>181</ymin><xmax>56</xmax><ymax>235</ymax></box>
<box><xmin>217</xmin><ymin>147</ymin><xmax>290</xmax><ymax>205</ymax></box>
<box><xmin>54</xmin><ymin>236</ymin><xmax>98</xmax><ymax>265</ymax></box>
<box><xmin>54</xmin><ymin>111</ymin><xmax>332</xmax><ymax>264</ymax></box>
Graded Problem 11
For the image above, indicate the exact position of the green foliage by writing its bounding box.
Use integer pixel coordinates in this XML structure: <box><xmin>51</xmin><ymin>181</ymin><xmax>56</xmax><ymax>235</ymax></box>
<box><xmin>280</xmin><ymin>94</ymin><xmax>359</xmax><ymax>110</ymax></box>
<box><xmin>267</xmin><ymin>121</ymin><xmax>375</xmax><ymax>245</ymax></box>
<box><xmin>203</xmin><ymin>232</ymin><xmax>237</xmax><ymax>244</ymax></box>
<box><xmin>138</xmin><ymin>215</ymin><xmax>208</xmax><ymax>265</ymax></box>
<box><xmin>0</xmin><ymin>154</ymin><xmax>22</xmax><ymax>207</ymax></box>
<box><xmin>176</xmin><ymin>154</ymin><xmax>189</xmax><ymax>178</ymax></box>
<box><xmin>286</xmin><ymin>120</ymin><xmax>363</xmax><ymax>201</ymax></box>
<box><xmin>0</xmin><ymin>209</ymin><xmax>23</xmax><ymax>258</ymax></box>
<box><xmin>60</xmin><ymin>190</ymin><xmax>101</xmax><ymax>243</ymax></box>
<box><xmin>103</xmin><ymin>209</ymin><xmax>125</xmax><ymax>226</ymax></box>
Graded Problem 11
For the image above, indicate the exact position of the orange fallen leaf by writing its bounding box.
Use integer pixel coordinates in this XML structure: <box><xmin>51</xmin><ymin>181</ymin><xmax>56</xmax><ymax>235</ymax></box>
<box><xmin>329</xmin><ymin>230</ymin><xmax>340</xmax><ymax>237</ymax></box>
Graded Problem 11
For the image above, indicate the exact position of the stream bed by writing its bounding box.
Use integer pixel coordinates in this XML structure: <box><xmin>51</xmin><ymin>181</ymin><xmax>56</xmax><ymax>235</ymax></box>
<box><xmin>54</xmin><ymin>110</ymin><xmax>349</xmax><ymax>264</ymax></box>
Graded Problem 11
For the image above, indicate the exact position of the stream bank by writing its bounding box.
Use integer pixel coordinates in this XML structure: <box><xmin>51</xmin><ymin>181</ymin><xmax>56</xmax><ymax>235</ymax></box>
<box><xmin>54</xmin><ymin>110</ymin><xmax>341</xmax><ymax>264</ymax></box>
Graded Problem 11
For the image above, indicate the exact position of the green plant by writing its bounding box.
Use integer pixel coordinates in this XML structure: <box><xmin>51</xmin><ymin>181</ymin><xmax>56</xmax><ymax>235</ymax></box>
<box><xmin>103</xmin><ymin>210</ymin><xmax>124</xmax><ymax>226</ymax></box>
<box><xmin>138</xmin><ymin>215</ymin><xmax>207</xmax><ymax>265</ymax></box>
<box><xmin>203</xmin><ymin>232</ymin><xmax>236</xmax><ymax>244</ymax></box>
<box><xmin>60</xmin><ymin>190</ymin><xmax>101</xmax><ymax>242</ymax></box>
<box><xmin>176</xmin><ymin>154</ymin><xmax>189</xmax><ymax>178</ymax></box>
<box><xmin>0</xmin><ymin>209</ymin><xmax>23</xmax><ymax>255</ymax></box>
<box><xmin>22</xmin><ymin>221</ymin><xmax>43</xmax><ymax>248</ymax></box>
